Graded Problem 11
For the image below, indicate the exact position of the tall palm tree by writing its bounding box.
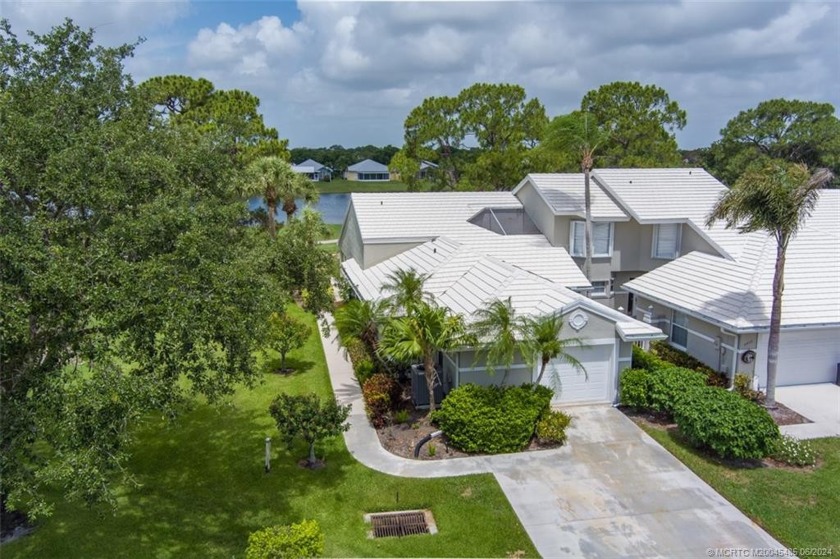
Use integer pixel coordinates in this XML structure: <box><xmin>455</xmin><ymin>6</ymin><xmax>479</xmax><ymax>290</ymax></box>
<box><xmin>470</xmin><ymin>298</ymin><xmax>521</xmax><ymax>385</ymax></box>
<box><xmin>707</xmin><ymin>161</ymin><xmax>832</xmax><ymax>407</ymax></box>
<box><xmin>381</xmin><ymin>269</ymin><xmax>431</xmax><ymax>317</ymax></box>
<box><xmin>242</xmin><ymin>156</ymin><xmax>318</xmax><ymax>237</ymax></box>
<box><xmin>520</xmin><ymin>313</ymin><xmax>586</xmax><ymax>388</ymax></box>
<box><xmin>378</xmin><ymin>301</ymin><xmax>467</xmax><ymax>413</ymax></box>
<box><xmin>543</xmin><ymin>111</ymin><xmax>608</xmax><ymax>281</ymax></box>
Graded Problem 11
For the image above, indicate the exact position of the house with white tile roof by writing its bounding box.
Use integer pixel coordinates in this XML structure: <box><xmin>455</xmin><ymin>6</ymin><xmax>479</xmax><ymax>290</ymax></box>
<box><xmin>292</xmin><ymin>158</ymin><xmax>332</xmax><ymax>181</ymax></box>
<box><xmin>514</xmin><ymin>168</ymin><xmax>840</xmax><ymax>388</ymax></box>
<box><xmin>339</xmin><ymin>191</ymin><xmax>665</xmax><ymax>405</ymax></box>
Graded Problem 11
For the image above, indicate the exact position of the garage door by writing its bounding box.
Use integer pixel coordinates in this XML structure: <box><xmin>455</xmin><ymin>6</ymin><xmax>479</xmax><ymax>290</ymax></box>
<box><xmin>776</xmin><ymin>329</ymin><xmax>840</xmax><ymax>386</ymax></box>
<box><xmin>539</xmin><ymin>343</ymin><xmax>613</xmax><ymax>404</ymax></box>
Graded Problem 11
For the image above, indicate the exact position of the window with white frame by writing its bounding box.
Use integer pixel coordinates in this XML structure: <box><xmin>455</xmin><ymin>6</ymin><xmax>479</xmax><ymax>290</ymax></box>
<box><xmin>590</xmin><ymin>280</ymin><xmax>609</xmax><ymax>298</ymax></box>
<box><xmin>670</xmin><ymin>310</ymin><xmax>688</xmax><ymax>348</ymax></box>
<box><xmin>652</xmin><ymin>223</ymin><xmax>681</xmax><ymax>260</ymax></box>
<box><xmin>570</xmin><ymin>221</ymin><xmax>613</xmax><ymax>257</ymax></box>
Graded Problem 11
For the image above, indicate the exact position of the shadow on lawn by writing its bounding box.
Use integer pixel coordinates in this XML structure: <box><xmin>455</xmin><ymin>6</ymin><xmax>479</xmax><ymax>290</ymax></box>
<box><xmin>662</xmin><ymin>425</ymin><xmax>765</xmax><ymax>471</ymax></box>
<box><xmin>35</xmin><ymin>392</ymin><xmax>351</xmax><ymax>558</ymax></box>
<box><xmin>260</xmin><ymin>356</ymin><xmax>316</xmax><ymax>376</ymax></box>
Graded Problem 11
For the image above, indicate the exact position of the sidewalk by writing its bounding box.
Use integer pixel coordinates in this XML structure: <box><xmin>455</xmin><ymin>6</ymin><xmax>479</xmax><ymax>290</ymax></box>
<box><xmin>320</xmin><ymin>312</ymin><xmax>494</xmax><ymax>478</ymax></box>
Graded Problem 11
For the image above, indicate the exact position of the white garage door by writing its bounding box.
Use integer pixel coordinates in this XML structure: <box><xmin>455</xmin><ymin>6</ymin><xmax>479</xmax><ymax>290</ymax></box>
<box><xmin>540</xmin><ymin>343</ymin><xmax>613</xmax><ymax>404</ymax></box>
<box><xmin>777</xmin><ymin>329</ymin><xmax>840</xmax><ymax>386</ymax></box>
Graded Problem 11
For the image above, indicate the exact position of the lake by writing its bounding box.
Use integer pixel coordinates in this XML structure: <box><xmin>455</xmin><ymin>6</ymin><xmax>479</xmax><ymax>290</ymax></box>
<box><xmin>248</xmin><ymin>193</ymin><xmax>350</xmax><ymax>224</ymax></box>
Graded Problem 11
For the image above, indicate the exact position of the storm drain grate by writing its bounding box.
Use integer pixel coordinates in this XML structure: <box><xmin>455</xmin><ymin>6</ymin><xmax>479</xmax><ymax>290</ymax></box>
<box><xmin>364</xmin><ymin>510</ymin><xmax>437</xmax><ymax>538</ymax></box>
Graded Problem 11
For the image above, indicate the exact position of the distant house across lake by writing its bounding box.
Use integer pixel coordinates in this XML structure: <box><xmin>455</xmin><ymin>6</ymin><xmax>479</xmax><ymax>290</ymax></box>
<box><xmin>344</xmin><ymin>159</ymin><xmax>390</xmax><ymax>181</ymax></box>
<box><xmin>292</xmin><ymin>159</ymin><xmax>332</xmax><ymax>181</ymax></box>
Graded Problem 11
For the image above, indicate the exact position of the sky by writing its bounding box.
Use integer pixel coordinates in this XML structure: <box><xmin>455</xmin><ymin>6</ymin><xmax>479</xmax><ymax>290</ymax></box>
<box><xmin>3</xmin><ymin>0</ymin><xmax>839</xmax><ymax>150</ymax></box>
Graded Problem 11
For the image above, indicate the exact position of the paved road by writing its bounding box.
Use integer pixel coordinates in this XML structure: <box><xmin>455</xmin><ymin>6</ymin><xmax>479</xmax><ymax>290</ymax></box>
<box><xmin>320</xmin><ymin>313</ymin><xmax>786</xmax><ymax>558</ymax></box>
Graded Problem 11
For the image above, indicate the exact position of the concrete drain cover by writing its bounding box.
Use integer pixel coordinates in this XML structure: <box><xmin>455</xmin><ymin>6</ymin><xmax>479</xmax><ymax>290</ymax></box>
<box><xmin>364</xmin><ymin>509</ymin><xmax>437</xmax><ymax>538</ymax></box>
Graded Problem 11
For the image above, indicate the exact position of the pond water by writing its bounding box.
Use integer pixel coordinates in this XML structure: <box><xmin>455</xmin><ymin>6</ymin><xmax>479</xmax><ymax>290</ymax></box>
<box><xmin>247</xmin><ymin>193</ymin><xmax>350</xmax><ymax>224</ymax></box>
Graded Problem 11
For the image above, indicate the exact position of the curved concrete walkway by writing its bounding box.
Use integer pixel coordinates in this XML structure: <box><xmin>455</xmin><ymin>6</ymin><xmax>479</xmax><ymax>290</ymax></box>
<box><xmin>320</xmin><ymin>313</ymin><xmax>786</xmax><ymax>557</ymax></box>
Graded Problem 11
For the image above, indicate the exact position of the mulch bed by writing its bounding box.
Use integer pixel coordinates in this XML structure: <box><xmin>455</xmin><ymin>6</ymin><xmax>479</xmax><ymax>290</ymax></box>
<box><xmin>767</xmin><ymin>402</ymin><xmax>811</xmax><ymax>426</ymax></box>
<box><xmin>374</xmin><ymin>397</ymin><xmax>561</xmax><ymax>460</ymax></box>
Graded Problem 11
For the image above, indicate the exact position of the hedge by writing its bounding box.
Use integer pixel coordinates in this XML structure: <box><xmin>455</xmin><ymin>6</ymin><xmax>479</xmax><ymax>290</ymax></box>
<box><xmin>619</xmin><ymin>368</ymin><xmax>651</xmax><ymax>410</ymax></box>
<box><xmin>432</xmin><ymin>384</ymin><xmax>553</xmax><ymax>454</ymax></box>
<box><xmin>673</xmin><ymin>386</ymin><xmax>780</xmax><ymax>460</ymax></box>
<box><xmin>619</xmin><ymin>365</ymin><xmax>706</xmax><ymax>416</ymax></box>
<box><xmin>246</xmin><ymin>520</ymin><xmax>324</xmax><ymax>559</ymax></box>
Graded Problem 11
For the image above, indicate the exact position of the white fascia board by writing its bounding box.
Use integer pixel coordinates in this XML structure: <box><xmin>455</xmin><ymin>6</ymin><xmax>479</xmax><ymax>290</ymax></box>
<box><xmin>361</xmin><ymin>235</ymin><xmax>437</xmax><ymax>244</ymax></box>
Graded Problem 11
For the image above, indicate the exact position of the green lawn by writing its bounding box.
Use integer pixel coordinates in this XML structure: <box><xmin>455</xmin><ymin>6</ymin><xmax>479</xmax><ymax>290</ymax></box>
<box><xmin>640</xmin><ymin>422</ymin><xmax>840</xmax><ymax>550</ymax></box>
<box><xmin>6</xmin><ymin>306</ymin><xmax>536</xmax><ymax>558</ymax></box>
<box><xmin>316</xmin><ymin>179</ymin><xmax>410</xmax><ymax>194</ymax></box>
<box><xmin>322</xmin><ymin>223</ymin><xmax>343</xmax><ymax>240</ymax></box>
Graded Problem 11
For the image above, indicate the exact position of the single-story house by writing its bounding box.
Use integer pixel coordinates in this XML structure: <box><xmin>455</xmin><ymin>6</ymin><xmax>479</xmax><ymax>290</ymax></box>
<box><xmin>344</xmin><ymin>159</ymin><xmax>391</xmax><ymax>182</ymax></box>
<box><xmin>292</xmin><ymin>159</ymin><xmax>332</xmax><ymax>181</ymax></box>
<box><xmin>389</xmin><ymin>160</ymin><xmax>439</xmax><ymax>182</ymax></box>
<box><xmin>339</xmin><ymin>192</ymin><xmax>665</xmax><ymax>405</ymax></box>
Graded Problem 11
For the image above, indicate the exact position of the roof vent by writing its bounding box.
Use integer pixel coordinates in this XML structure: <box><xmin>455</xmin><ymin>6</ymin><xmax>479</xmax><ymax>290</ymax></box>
<box><xmin>689</xmin><ymin>170</ymin><xmax>692</xmax><ymax>175</ymax></box>
<box><xmin>629</xmin><ymin>180</ymin><xmax>633</xmax><ymax>184</ymax></box>
<box><xmin>380</xmin><ymin>201</ymin><xmax>383</xmax><ymax>205</ymax></box>
<box><xmin>433</xmin><ymin>248</ymin><xmax>437</xmax><ymax>254</ymax></box>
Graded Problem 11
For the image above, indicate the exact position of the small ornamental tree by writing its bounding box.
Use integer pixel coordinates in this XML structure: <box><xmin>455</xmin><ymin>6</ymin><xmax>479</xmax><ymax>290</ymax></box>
<box><xmin>269</xmin><ymin>393</ymin><xmax>350</xmax><ymax>467</ymax></box>
<box><xmin>267</xmin><ymin>312</ymin><xmax>311</xmax><ymax>372</ymax></box>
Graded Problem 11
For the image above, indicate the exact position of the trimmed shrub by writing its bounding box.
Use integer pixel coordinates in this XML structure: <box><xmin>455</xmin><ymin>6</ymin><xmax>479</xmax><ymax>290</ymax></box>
<box><xmin>536</xmin><ymin>410</ymin><xmax>572</xmax><ymax>445</ymax></box>
<box><xmin>354</xmin><ymin>359</ymin><xmax>376</xmax><ymax>386</ymax></box>
<box><xmin>733</xmin><ymin>373</ymin><xmax>764</xmax><ymax>403</ymax></box>
<box><xmin>673</xmin><ymin>386</ymin><xmax>780</xmax><ymax>460</ymax></box>
<box><xmin>771</xmin><ymin>435</ymin><xmax>817</xmax><ymax>467</ymax></box>
<box><xmin>647</xmin><ymin>366</ymin><xmax>708</xmax><ymax>416</ymax></box>
<box><xmin>619</xmin><ymin>368</ymin><xmax>651</xmax><ymax>409</ymax></box>
<box><xmin>631</xmin><ymin>344</ymin><xmax>664</xmax><ymax>371</ymax></box>
<box><xmin>343</xmin><ymin>337</ymin><xmax>376</xmax><ymax>385</ymax></box>
<box><xmin>246</xmin><ymin>519</ymin><xmax>324</xmax><ymax>559</ymax></box>
<box><xmin>432</xmin><ymin>384</ymin><xmax>553</xmax><ymax>454</ymax></box>
<box><xmin>362</xmin><ymin>373</ymin><xmax>399</xmax><ymax>428</ymax></box>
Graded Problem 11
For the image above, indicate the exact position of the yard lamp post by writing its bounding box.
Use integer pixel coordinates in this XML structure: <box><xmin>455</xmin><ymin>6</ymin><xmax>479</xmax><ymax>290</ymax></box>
<box><xmin>264</xmin><ymin>436</ymin><xmax>272</xmax><ymax>473</ymax></box>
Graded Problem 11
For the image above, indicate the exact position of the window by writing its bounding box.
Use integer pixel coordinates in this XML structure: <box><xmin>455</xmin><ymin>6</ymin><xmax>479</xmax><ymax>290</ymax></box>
<box><xmin>590</xmin><ymin>280</ymin><xmax>609</xmax><ymax>298</ymax></box>
<box><xmin>652</xmin><ymin>224</ymin><xmax>681</xmax><ymax>259</ymax></box>
<box><xmin>570</xmin><ymin>221</ymin><xmax>613</xmax><ymax>257</ymax></box>
<box><xmin>670</xmin><ymin>311</ymin><xmax>688</xmax><ymax>348</ymax></box>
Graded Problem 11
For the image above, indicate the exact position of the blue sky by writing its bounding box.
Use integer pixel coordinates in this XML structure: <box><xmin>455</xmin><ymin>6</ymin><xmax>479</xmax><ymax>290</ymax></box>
<box><xmin>3</xmin><ymin>1</ymin><xmax>838</xmax><ymax>151</ymax></box>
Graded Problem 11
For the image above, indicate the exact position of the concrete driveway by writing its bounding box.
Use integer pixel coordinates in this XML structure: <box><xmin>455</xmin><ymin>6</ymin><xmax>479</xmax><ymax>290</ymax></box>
<box><xmin>489</xmin><ymin>406</ymin><xmax>783</xmax><ymax>558</ymax></box>
<box><xmin>777</xmin><ymin>383</ymin><xmax>840</xmax><ymax>439</ymax></box>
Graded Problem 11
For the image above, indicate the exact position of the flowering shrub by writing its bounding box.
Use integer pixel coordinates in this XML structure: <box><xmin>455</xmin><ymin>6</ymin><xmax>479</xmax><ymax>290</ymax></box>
<box><xmin>771</xmin><ymin>435</ymin><xmax>817</xmax><ymax>467</ymax></box>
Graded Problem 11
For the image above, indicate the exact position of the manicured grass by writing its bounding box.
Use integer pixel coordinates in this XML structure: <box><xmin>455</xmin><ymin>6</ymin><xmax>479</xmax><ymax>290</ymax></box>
<box><xmin>322</xmin><ymin>223</ymin><xmax>343</xmax><ymax>240</ymax></box>
<box><xmin>316</xmin><ymin>179</ymin><xmax>410</xmax><ymax>194</ymax></box>
<box><xmin>639</xmin><ymin>422</ymin><xmax>840</xmax><ymax>550</ymax></box>
<box><xmin>6</xmin><ymin>306</ymin><xmax>536</xmax><ymax>558</ymax></box>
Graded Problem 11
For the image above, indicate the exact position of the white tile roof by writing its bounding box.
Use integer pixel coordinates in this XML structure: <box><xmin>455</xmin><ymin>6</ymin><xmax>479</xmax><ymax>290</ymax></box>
<box><xmin>342</xmin><ymin>238</ymin><xmax>663</xmax><ymax>339</ymax></box>
<box><xmin>515</xmin><ymin>174</ymin><xmax>629</xmax><ymax>221</ymax></box>
<box><xmin>349</xmin><ymin>192</ymin><xmax>589</xmax><ymax>288</ymax></box>
<box><xmin>624</xmin><ymin>190</ymin><xmax>840</xmax><ymax>331</ymax></box>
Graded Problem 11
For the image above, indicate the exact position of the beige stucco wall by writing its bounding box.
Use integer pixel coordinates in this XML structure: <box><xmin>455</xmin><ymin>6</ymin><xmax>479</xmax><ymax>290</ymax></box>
<box><xmin>344</xmin><ymin>171</ymin><xmax>359</xmax><ymax>181</ymax></box>
<box><xmin>362</xmin><ymin>241</ymin><xmax>425</xmax><ymax>268</ymax></box>
<box><xmin>515</xmin><ymin>182</ymin><xmax>556</xmax><ymax>242</ymax></box>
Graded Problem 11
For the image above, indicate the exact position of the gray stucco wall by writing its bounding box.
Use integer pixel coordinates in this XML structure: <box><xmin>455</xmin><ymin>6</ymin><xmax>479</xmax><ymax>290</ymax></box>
<box><xmin>362</xmin><ymin>241</ymin><xmax>425</xmax><ymax>268</ymax></box>
<box><xmin>681</xmin><ymin>224</ymin><xmax>719</xmax><ymax>256</ymax></box>
<box><xmin>515</xmin><ymin>182</ymin><xmax>556</xmax><ymax>242</ymax></box>
<box><xmin>338</xmin><ymin>205</ymin><xmax>363</xmax><ymax>264</ymax></box>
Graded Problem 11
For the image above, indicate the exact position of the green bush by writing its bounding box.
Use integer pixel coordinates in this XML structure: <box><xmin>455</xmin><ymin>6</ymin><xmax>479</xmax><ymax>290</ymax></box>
<box><xmin>536</xmin><ymin>410</ymin><xmax>572</xmax><ymax>445</ymax></box>
<box><xmin>362</xmin><ymin>374</ymin><xmax>399</xmax><ymax>428</ymax></box>
<box><xmin>771</xmin><ymin>434</ymin><xmax>817</xmax><ymax>467</ymax></box>
<box><xmin>619</xmin><ymin>368</ymin><xmax>651</xmax><ymax>409</ymax></box>
<box><xmin>343</xmin><ymin>337</ymin><xmax>376</xmax><ymax>385</ymax></box>
<box><xmin>354</xmin><ymin>359</ymin><xmax>376</xmax><ymax>386</ymax></box>
<box><xmin>647</xmin><ymin>366</ymin><xmax>708</xmax><ymax>416</ymax></box>
<box><xmin>393</xmin><ymin>409</ymin><xmax>411</xmax><ymax>424</ymax></box>
<box><xmin>246</xmin><ymin>519</ymin><xmax>324</xmax><ymax>559</ymax></box>
<box><xmin>432</xmin><ymin>384</ymin><xmax>553</xmax><ymax>454</ymax></box>
<box><xmin>733</xmin><ymin>373</ymin><xmax>764</xmax><ymax>403</ymax></box>
<box><xmin>631</xmin><ymin>344</ymin><xmax>664</xmax><ymax>371</ymax></box>
<box><xmin>673</xmin><ymin>386</ymin><xmax>780</xmax><ymax>460</ymax></box>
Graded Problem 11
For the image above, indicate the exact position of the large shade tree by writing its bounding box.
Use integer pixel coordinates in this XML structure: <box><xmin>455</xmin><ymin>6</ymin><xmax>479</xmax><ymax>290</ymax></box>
<box><xmin>0</xmin><ymin>19</ymin><xmax>283</xmax><ymax>518</ymax></box>
<box><xmin>581</xmin><ymin>81</ymin><xmax>686</xmax><ymax>167</ymax></box>
<box><xmin>707</xmin><ymin>161</ymin><xmax>833</xmax><ymax>407</ymax></box>
<box><xmin>705</xmin><ymin>99</ymin><xmax>840</xmax><ymax>187</ymax></box>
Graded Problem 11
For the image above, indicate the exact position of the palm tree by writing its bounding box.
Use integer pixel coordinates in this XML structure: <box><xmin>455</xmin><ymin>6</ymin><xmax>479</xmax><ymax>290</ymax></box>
<box><xmin>520</xmin><ymin>313</ymin><xmax>586</xmax><ymax>388</ymax></box>
<box><xmin>242</xmin><ymin>156</ymin><xmax>318</xmax><ymax>237</ymax></box>
<box><xmin>381</xmin><ymin>269</ymin><xmax>431</xmax><ymax>317</ymax></box>
<box><xmin>707</xmin><ymin>161</ymin><xmax>832</xmax><ymax>407</ymax></box>
<box><xmin>378</xmin><ymin>301</ymin><xmax>467</xmax><ymax>413</ymax></box>
<box><xmin>543</xmin><ymin>111</ymin><xmax>608</xmax><ymax>281</ymax></box>
<box><xmin>334</xmin><ymin>298</ymin><xmax>386</xmax><ymax>352</ymax></box>
<box><xmin>470</xmin><ymin>298</ymin><xmax>521</xmax><ymax>385</ymax></box>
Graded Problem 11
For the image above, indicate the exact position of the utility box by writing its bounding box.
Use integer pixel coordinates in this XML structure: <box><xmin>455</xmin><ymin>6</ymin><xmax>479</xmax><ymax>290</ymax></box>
<box><xmin>411</xmin><ymin>364</ymin><xmax>443</xmax><ymax>408</ymax></box>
